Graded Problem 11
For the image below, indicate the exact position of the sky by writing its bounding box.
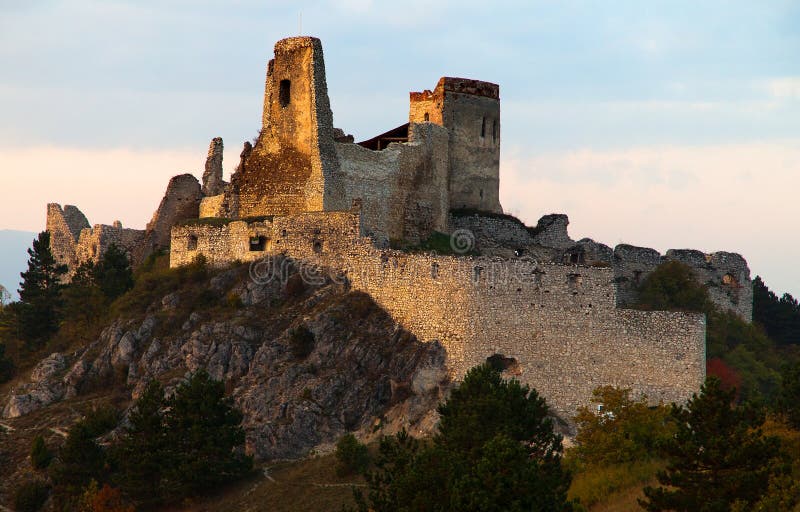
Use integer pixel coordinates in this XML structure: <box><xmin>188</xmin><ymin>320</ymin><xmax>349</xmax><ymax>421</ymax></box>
<box><xmin>1</xmin><ymin>0</ymin><xmax>799</xmax><ymax>295</ymax></box>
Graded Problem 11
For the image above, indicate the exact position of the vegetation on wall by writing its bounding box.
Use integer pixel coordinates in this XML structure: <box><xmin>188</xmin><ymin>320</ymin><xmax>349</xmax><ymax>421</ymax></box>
<box><xmin>635</xmin><ymin>261</ymin><xmax>800</xmax><ymax>404</ymax></box>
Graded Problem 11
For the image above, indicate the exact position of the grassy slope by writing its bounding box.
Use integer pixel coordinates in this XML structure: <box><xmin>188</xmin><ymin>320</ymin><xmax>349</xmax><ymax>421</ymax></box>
<box><xmin>192</xmin><ymin>453</ymin><xmax>364</xmax><ymax>512</ymax></box>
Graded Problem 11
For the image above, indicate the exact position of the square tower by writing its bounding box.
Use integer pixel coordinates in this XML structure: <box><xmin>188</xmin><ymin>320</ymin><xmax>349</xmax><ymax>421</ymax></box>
<box><xmin>231</xmin><ymin>37</ymin><xmax>343</xmax><ymax>218</ymax></box>
<box><xmin>410</xmin><ymin>78</ymin><xmax>502</xmax><ymax>213</ymax></box>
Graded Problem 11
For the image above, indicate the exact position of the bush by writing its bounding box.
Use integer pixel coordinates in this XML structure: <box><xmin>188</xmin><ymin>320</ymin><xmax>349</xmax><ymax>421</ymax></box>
<box><xmin>0</xmin><ymin>341</ymin><xmax>14</xmax><ymax>383</ymax></box>
<box><xmin>289</xmin><ymin>325</ymin><xmax>315</xmax><ymax>359</ymax></box>
<box><xmin>335</xmin><ymin>433</ymin><xmax>370</xmax><ymax>476</ymax></box>
<box><xmin>572</xmin><ymin>386</ymin><xmax>673</xmax><ymax>467</ymax></box>
<box><xmin>14</xmin><ymin>480</ymin><xmax>49</xmax><ymax>512</ymax></box>
<box><xmin>30</xmin><ymin>435</ymin><xmax>52</xmax><ymax>469</ymax></box>
<box><xmin>82</xmin><ymin>405</ymin><xmax>120</xmax><ymax>437</ymax></box>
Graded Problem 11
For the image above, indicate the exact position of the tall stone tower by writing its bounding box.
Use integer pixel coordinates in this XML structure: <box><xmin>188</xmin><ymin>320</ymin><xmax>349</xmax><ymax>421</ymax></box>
<box><xmin>409</xmin><ymin>77</ymin><xmax>502</xmax><ymax>213</ymax></box>
<box><xmin>231</xmin><ymin>36</ymin><xmax>344</xmax><ymax>218</ymax></box>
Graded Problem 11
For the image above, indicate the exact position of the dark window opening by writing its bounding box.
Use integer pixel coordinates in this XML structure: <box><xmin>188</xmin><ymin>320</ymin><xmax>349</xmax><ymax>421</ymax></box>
<box><xmin>480</xmin><ymin>116</ymin><xmax>486</xmax><ymax>138</ymax></box>
<box><xmin>424</xmin><ymin>112</ymin><xmax>429</xmax><ymax>122</ymax></box>
<box><xmin>431</xmin><ymin>262</ymin><xmax>439</xmax><ymax>279</ymax></box>
<box><xmin>313</xmin><ymin>240</ymin><xmax>323</xmax><ymax>253</ymax></box>
<box><xmin>187</xmin><ymin>235</ymin><xmax>198</xmax><ymax>251</ymax></box>
<box><xmin>281</xmin><ymin>229</ymin><xmax>287</xmax><ymax>237</ymax></box>
<box><xmin>249</xmin><ymin>236</ymin><xmax>267</xmax><ymax>251</ymax></box>
<box><xmin>279</xmin><ymin>79</ymin><xmax>291</xmax><ymax>107</ymax></box>
<box><xmin>633</xmin><ymin>270</ymin><xmax>643</xmax><ymax>284</ymax></box>
<box><xmin>492</xmin><ymin>120</ymin><xmax>497</xmax><ymax>143</ymax></box>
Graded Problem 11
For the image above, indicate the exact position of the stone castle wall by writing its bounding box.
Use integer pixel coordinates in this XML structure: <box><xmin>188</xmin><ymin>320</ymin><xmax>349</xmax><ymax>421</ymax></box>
<box><xmin>47</xmin><ymin>203</ymin><xmax>148</xmax><ymax>275</ymax></box>
<box><xmin>231</xmin><ymin>37</ymin><xmax>344</xmax><ymax>219</ymax></box>
<box><xmin>335</xmin><ymin>123</ymin><xmax>450</xmax><ymax>244</ymax></box>
<box><xmin>171</xmin><ymin>211</ymin><xmax>706</xmax><ymax>422</ymax></box>
<box><xmin>410</xmin><ymin>77</ymin><xmax>502</xmax><ymax>213</ymax></box>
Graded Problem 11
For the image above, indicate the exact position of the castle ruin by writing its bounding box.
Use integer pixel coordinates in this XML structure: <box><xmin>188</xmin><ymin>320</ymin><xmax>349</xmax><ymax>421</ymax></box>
<box><xmin>46</xmin><ymin>36</ymin><xmax>755</xmax><ymax>423</ymax></box>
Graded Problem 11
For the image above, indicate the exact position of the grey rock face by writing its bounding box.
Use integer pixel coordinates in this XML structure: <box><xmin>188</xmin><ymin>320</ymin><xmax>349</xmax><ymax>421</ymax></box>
<box><xmin>1</xmin><ymin>268</ymin><xmax>448</xmax><ymax>461</ymax></box>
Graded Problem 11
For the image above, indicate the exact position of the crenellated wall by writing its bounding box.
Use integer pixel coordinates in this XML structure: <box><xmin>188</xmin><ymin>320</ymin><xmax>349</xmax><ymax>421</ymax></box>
<box><xmin>171</xmin><ymin>211</ymin><xmax>706</xmax><ymax>422</ymax></box>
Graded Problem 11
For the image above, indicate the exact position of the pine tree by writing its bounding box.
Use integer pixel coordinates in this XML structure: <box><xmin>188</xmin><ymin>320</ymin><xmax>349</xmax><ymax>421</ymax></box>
<box><xmin>640</xmin><ymin>377</ymin><xmax>784</xmax><ymax>512</ymax></box>
<box><xmin>94</xmin><ymin>244</ymin><xmax>134</xmax><ymax>300</ymax></box>
<box><xmin>162</xmin><ymin>370</ymin><xmax>253</xmax><ymax>500</ymax></box>
<box><xmin>112</xmin><ymin>380</ymin><xmax>168</xmax><ymax>506</ymax></box>
<box><xmin>352</xmin><ymin>364</ymin><xmax>574</xmax><ymax>512</ymax></box>
<box><xmin>17</xmin><ymin>231</ymin><xmax>66</xmax><ymax>348</ymax></box>
<box><xmin>49</xmin><ymin>422</ymin><xmax>107</xmax><ymax>500</ymax></box>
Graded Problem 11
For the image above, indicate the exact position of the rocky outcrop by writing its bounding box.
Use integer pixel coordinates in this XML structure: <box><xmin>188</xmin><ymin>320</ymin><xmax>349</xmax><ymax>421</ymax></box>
<box><xmin>2</xmin><ymin>262</ymin><xmax>448</xmax><ymax>460</ymax></box>
<box><xmin>202</xmin><ymin>137</ymin><xmax>226</xmax><ymax>196</ymax></box>
<box><xmin>2</xmin><ymin>353</ymin><xmax>67</xmax><ymax>418</ymax></box>
<box><xmin>146</xmin><ymin>174</ymin><xmax>202</xmax><ymax>249</ymax></box>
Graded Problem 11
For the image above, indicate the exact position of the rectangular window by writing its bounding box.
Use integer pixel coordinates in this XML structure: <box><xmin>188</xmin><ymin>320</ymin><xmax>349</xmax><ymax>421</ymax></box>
<box><xmin>279</xmin><ymin>79</ymin><xmax>291</xmax><ymax>107</ymax></box>
<box><xmin>480</xmin><ymin>117</ymin><xmax>486</xmax><ymax>138</ymax></box>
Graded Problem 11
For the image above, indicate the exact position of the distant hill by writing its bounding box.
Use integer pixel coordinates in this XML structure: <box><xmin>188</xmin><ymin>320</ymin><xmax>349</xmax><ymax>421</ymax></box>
<box><xmin>0</xmin><ymin>229</ymin><xmax>36</xmax><ymax>301</ymax></box>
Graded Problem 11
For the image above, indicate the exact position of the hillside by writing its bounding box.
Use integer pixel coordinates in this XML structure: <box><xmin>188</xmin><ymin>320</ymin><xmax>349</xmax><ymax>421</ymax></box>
<box><xmin>0</xmin><ymin>256</ymin><xmax>449</xmax><ymax>507</ymax></box>
<box><xmin>0</xmin><ymin>230</ymin><xmax>36</xmax><ymax>300</ymax></box>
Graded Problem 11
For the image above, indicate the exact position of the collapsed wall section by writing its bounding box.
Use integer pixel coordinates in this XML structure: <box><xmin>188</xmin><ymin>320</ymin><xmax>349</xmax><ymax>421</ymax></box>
<box><xmin>335</xmin><ymin>123</ymin><xmax>450</xmax><ymax>244</ymax></box>
<box><xmin>171</xmin><ymin>212</ymin><xmax>706</xmax><ymax>421</ymax></box>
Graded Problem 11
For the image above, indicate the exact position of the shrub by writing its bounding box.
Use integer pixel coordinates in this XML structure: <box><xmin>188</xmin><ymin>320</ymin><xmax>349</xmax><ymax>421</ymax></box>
<box><xmin>289</xmin><ymin>325</ymin><xmax>315</xmax><ymax>359</ymax></box>
<box><xmin>572</xmin><ymin>386</ymin><xmax>673</xmax><ymax>467</ymax></box>
<box><xmin>0</xmin><ymin>342</ymin><xmax>14</xmax><ymax>383</ymax></box>
<box><xmin>78</xmin><ymin>480</ymin><xmax>134</xmax><ymax>512</ymax></box>
<box><xmin>30</xmin><ymin>435</ymin><xmax>52</xmax><ymax>469</ymax></box>
<box><xmin>14</xmin><ymin>480</ymin><xmax>49</xmax><ymax>512</ymax></box>
<box><xmin>82</xmin><ymin>405</ymin><xmax>120</xmax><ymax>437</ymax></box>
<box><xmin>335</xmin><ymin>433</ymin><xmax>370</xmax><ymax>476</ymax></box>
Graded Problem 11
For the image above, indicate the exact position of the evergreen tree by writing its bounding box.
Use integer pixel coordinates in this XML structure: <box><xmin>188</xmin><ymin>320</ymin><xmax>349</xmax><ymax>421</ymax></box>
<box><xmin>49</xmin><ymin>422</ymin><xmax>107</xmax><ymax>500</ymax></box>
<box><xmin>352</xmin><ymin>364</ymin><xmax>574</xmax><ymax>512</ymax></box>
<box><xmin>59</xmin><ymin>261</ymin><xmax>108</xmax><ymax>345</ymax></box>
<box><xmin>94</xmin><ymin>244</ymin><xmax>134</xmax><ymax>300</ymax></box>
<box><xmin>113</xmin><ymin>373</ymin><xmax>251</xmax><ymax>505</ymax></box>
<box><xmin>17</xmin><ymin>231</ymin><xmax>67</xmax><ymax>347</ymax></box>
<box><xmin>779</xmin><ymin>362</ymin><xmax>800</xmax><ymax>429</ymax></box>
<box><xmin>112</xmin><ymin>380</ymin><xmax>168</xmax><ymax>506</ymax></box>
<box><xmin>30</xmin><ymin>435</ymin><xmax>52</xmax><ymax>469</ymax></box>
<box><xmin>162</xmin><ymin>370</ymin><xmax>253</xmax><ymax>500</ymax></box>
<box><xmin>0</xmin><ymin>342</ymin><xmax>14</xmax><ymax>383</ymax></box>
<box><xmin>640</xmin><ymin>377</ymin><xmax>784</xmax><ymax>512</ymax></box>
<box><xmin>753</xmin><ymin>276</ymin><xmax>800</xmax><ymax>346</ymax></box>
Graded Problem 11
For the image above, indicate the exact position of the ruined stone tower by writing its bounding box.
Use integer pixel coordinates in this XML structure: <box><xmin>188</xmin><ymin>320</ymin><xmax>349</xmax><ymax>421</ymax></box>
<box><xmin>230</xmin><ymin>36</ymin><xmax>344</xmax><ymax>218</ymax></box>
<box><xmin>409</xmin><ymin>78</ymin><xmax>502</xmax><ymax>213</ymax></box>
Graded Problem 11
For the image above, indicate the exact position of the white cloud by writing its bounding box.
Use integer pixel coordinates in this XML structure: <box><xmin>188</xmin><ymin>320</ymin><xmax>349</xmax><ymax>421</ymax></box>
<box><xmin>765</xmin><ymin>78</ymin><xmax>800</xmax><ymax>99</ymax></box>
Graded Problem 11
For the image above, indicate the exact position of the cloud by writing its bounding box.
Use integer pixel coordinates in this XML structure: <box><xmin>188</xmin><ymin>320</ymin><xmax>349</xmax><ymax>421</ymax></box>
<box><xmin>500</xmin><ymin>140</ymin><xmax>800</xmax><ymax>296</ymax></box>
<box><xmin>765</xmin><ymin>78</ymin><xmax>800</xmax><ymax>99</ymax></box>
<box><xmin>0</xmin><ymin>145</ymin><xmax>226</xmax><ymax>232</ymax></box>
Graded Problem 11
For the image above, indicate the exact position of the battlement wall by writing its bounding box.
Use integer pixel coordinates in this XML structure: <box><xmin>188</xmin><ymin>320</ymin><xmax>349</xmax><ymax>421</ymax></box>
<box><xmin>171</xmin><ymin>212</ymin><xmax>705</xmax><ymax>421</ymax></box>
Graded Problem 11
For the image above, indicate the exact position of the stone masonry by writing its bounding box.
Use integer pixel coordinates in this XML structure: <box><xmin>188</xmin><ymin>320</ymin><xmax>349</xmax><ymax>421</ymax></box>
<box><xmin>46</xmin><ymin>35</ymin><xmax>756</xmax><ymax>426</ymax></box>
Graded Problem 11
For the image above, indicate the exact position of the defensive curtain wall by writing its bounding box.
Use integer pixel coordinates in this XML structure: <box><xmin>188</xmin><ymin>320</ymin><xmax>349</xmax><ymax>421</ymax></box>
<box><xmin>171</xmin><ymin>211</ymin><xmax>706</xmax><ymax>423</ymax></box>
